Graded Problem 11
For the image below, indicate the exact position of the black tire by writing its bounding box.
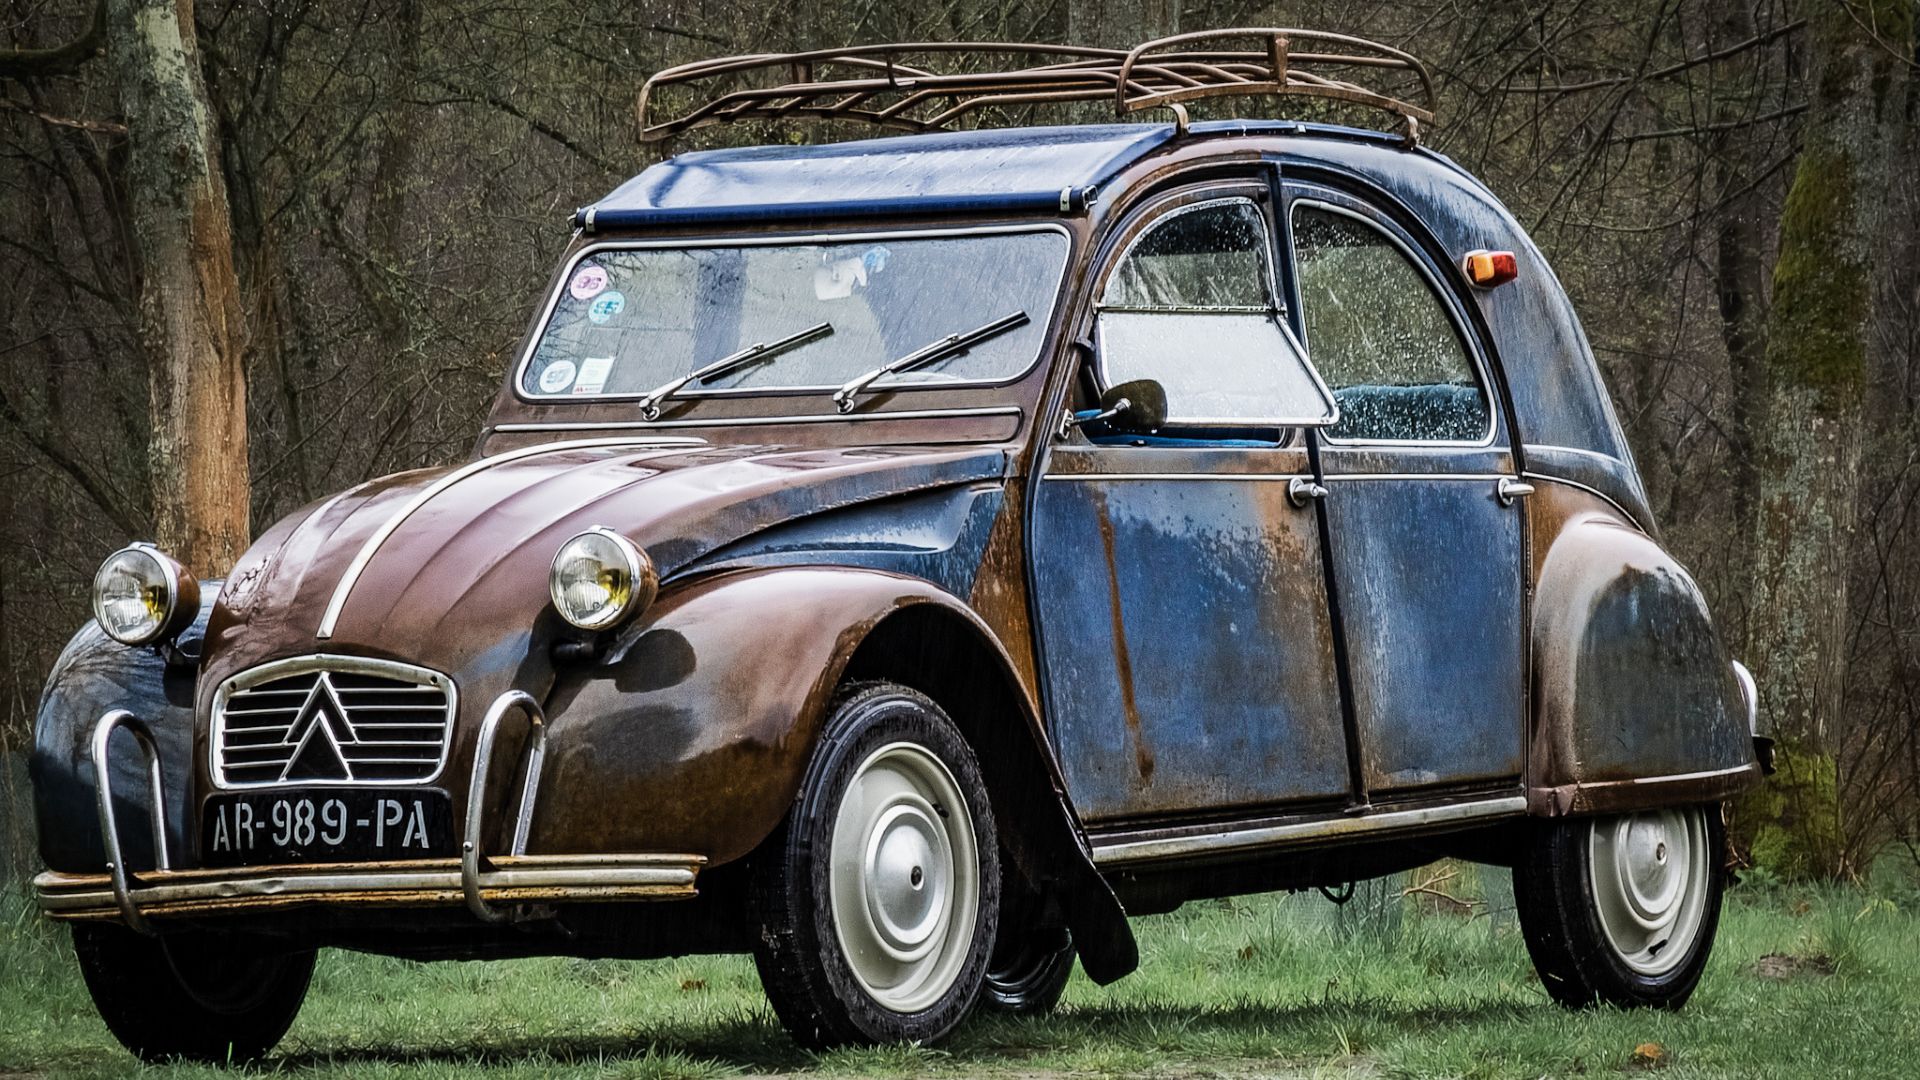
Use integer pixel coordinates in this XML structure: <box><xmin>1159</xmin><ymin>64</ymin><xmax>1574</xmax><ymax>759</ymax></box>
<box><xmin>72</xmin><ymin>924</ymin><xmax>315</xmax><ymax>1064</ymax></box>
<box><xmin>981</xmin><ymin>925</ymin><xmax>1074</xmax><ymax>1015</ymax></box>
<box><xmin>1514</xmin><ymin>803</ymin><xmax>1727</xmax><ymax>1009</ymax></box>
<box><xmin>750</xmin><ymin>682</ymin><xmax>1002</xmax><ymax>1049</ymax></box>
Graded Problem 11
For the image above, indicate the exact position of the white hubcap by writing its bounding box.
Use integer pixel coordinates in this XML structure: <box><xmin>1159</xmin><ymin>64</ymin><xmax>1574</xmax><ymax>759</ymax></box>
<box><xmin>1589</xmin><ymin>807</ymin><xmax>1711</xmax><ymax>976</ymax></box>
<box><xmin>829</xmin><ymin>742</ymin><xmax>978</xmax><ymax>1012</ymax></box>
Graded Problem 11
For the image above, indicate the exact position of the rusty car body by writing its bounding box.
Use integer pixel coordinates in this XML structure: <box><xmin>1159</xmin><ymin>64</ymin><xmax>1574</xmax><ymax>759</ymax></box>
<box><xmin>30</xmin><ymin>30</ymin><xmax>1766</xmax><ymax>1061</ymax></box>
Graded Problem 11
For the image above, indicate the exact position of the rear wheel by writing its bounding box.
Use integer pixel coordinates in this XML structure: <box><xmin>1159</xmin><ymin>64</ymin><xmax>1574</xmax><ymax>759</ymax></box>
<box><xmin>1515</xmin><ymin>804</ymin><xmax>1726</xmax><ymax>1009</ymax></box>
<box><xmin>751</xmin><ymin>683</ymin><xmax>1001</xmax><ymax>1048</ymax></box>
<box><xmin>73</xmin><ymin>924</ymin><xmax>314</xmax><ymax>1064</ymax></box>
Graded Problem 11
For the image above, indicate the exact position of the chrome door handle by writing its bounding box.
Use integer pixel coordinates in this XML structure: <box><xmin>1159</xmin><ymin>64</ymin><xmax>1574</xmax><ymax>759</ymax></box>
<box><xmin>1288</xmin><ymin>477</ymin><xmax>1329</xmax><ymax>507</ymax></box>
<box><xmin>1497</xmin><ymin>477</ymin><xmax>1535</xmax><ymax>506</ymax></box>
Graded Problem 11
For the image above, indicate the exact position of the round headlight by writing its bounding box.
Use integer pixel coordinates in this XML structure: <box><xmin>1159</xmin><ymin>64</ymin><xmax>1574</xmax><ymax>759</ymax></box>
<box><xmin>92</xmin><ymin>543</ymin><xmax>198</xmax><ymax>646</ymax></box>
<box><xmin>549</xmin><ymin>527</ymin><xmax>656</xmax><ymax>631</ymax></box>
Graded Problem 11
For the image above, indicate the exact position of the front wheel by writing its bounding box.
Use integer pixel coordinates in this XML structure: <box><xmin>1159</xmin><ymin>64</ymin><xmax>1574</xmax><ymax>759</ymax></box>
<box><xmin>1514</xmin><ymin>804</ymin><xmax>1726</xmax><ymax>1009</ymax></box>
<box><xmin>750</xmin><ymin>683</ymin><xmax>1002</xmax><ymax>1048</ymax></box>
<box><xmin>73</xmin><ymin>924</ymin><xmax>315</xmax><ymax>1063</ymax></box>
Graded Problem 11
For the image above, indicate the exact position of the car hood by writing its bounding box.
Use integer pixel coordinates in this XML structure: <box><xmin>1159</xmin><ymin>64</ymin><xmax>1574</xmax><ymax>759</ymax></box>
<box><xmin>200</xmin><ymin>439</ymin><xmax>1009</xmax><ymax>689</ymax></box>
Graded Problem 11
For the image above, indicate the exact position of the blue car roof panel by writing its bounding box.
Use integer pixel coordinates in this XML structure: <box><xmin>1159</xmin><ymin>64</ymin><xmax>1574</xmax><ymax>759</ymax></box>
<box><xmin>580</xmin><ymin>124</ymin><xmax>1182</xmax><ymax>229</ymax></box>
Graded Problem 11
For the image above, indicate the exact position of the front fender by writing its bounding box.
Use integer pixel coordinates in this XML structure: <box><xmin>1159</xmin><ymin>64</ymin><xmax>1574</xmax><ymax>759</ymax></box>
<box><xmin>30</xmin><ymin>598</ymin><xmax>214</xmax><ymax>874</ymax></box>
<box><xmin>535</xmin><ymin>567</ymin><xmax>993</xmax><ymax>863</ymax></box>
<box><xmin>1528</xmin><ymin>501</ymin><xmax>1759</xmax><ymax>814</ymax></box>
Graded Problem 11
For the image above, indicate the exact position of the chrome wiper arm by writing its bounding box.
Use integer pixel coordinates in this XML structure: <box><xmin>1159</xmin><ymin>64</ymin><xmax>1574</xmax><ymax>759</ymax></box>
<box><xmin>638</xmin><ymin>321</ymin><xmax>834</xmax><ymax>420</ymax></box>
<box><xmin>831</xmin><ymin>310</ymin><xmax>1030</xmax><ymax>413</ymax></box>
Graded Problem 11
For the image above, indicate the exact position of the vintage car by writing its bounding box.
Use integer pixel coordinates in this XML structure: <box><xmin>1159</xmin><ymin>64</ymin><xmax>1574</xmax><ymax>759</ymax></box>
<box><xmin>30</xmin><ymin>30</ymin><xmax>1766</xmax><ymax>1062</ymax></box>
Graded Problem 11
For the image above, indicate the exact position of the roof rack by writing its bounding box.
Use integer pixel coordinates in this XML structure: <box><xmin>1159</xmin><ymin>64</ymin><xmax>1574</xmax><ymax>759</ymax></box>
<box><xmin>635</xmin><ymin>28</ymin><xmax>1437</xmax><ymax>145</ymax></box>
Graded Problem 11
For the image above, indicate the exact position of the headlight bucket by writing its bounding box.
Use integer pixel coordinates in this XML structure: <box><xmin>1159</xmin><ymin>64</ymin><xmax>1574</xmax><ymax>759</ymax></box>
<box><xmin>91</xmin><ymin>543</ymin><xmax>199</xmax><ymax>646</ymax></box>
<box><xmin>548</xmin><ymin>527</ymin><xmax>657</xmax><ymax>631</ymax></box>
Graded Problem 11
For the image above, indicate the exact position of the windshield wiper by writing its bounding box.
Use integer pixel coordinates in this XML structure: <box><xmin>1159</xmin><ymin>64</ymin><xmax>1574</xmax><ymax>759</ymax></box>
<box><xmin>637</xmin><ymin>321</ymin><xmax>834</xmax><ymax>419</ymax></box>
<box><xmin>832</xmin><ymin>310</ymin><xmax>1030</xmax><ymax>413</ymax></box>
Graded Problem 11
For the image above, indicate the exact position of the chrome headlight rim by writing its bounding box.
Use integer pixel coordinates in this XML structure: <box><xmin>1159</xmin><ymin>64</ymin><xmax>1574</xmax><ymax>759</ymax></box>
<box><xmin>91</xmin><ymin>542</ymin><xmax>197</xmax><ymax>647</ymax></box>
<box><xmin>548</xmin><ymin>526</ymin><xmax>656</xmax><ymax>631</ymax></box>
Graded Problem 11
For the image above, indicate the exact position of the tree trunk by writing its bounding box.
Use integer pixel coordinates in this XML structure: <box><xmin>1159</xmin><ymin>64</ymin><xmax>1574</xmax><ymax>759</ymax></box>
<box><xmin>1744</xmin><ymin>0</ymin><xmax>1913</xmax><ymax>880</ymax></box>
<box><xmin>1067</xmin><ymin>0</ymin><xmax>1179</xmax><ymax>49</ymax></box>
<box><xmin>105</xmin><ymin>0</ymin><xmax>250</xmax><ymax>573</ymax></box>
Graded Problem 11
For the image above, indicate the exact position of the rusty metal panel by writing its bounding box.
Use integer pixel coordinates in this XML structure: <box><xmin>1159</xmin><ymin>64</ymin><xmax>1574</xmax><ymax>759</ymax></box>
<box><xmin>1318</xmin><ymin>465</ymin><xmax>1526</xmax><ymax>792</ymax></box>
<box><xmin>1030</xmin><ymin>446</ymin><xmax>1348</xmax><ymax>821</ymax></box>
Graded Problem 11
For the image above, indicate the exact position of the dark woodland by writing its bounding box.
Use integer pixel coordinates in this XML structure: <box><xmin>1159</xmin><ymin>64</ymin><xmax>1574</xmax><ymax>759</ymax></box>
<box><xmin>1</xmin><ymin>0</ymin><xmax>1916</xmax><ymax>880</ymax></box>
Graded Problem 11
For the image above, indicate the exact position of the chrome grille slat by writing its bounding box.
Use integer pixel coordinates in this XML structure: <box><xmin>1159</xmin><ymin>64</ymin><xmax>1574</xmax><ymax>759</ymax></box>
<box><xmin>212</xmin><ymin>656</ymin><xmax>456</xmax><ymax>789</ymax></box>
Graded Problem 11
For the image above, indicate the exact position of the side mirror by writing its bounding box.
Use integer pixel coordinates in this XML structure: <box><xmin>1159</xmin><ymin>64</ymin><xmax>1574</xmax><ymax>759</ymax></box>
<box><xmin>1089</xmin><ymin>379</ymin><xmax>1168</xmax><ymax>434</ymax></box>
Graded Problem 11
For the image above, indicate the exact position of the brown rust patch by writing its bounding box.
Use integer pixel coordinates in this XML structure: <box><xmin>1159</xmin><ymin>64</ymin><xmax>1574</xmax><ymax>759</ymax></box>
<box><xmin>1091</xmin><ymin>489</ymin><xmax>1154</xmax><ymax>783</ymax></box>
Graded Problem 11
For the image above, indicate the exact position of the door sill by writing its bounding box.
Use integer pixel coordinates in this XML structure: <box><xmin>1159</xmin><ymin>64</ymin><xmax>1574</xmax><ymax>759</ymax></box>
<box><xmin>1088</xmin><ymin>793</ymin><xmax>1526</xmax><ymax>868</ymax></box>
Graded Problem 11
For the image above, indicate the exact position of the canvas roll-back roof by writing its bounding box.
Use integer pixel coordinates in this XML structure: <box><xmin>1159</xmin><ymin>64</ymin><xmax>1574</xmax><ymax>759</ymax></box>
<box><xmin>575</xmin><ymin>123</ymin><xmax>1177</xmax><ymax>230</ymax></box>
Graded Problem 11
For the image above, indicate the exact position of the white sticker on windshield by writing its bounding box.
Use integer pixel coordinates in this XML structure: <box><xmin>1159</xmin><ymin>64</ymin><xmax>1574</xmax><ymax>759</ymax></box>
<box><xmin>813</xmin><ymin>257</ymin><xmax>867</xmax><ymax>301</ymax></box>
<box><xmin>573</xmin><ymin>357</ymin><xmax>613</xmax><ymax>395</ymax></box>
<box><xmin>537</xmin><ymin>360</ymin><xmax>577</xmax><ymax>394</ymax></box>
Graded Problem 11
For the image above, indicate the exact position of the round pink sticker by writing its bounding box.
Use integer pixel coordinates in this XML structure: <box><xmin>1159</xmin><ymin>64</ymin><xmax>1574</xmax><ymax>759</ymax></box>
<box><xmin>569</xmin><ymin>265</ymin><xmax>609</xmax><ymax>300</ymax></box>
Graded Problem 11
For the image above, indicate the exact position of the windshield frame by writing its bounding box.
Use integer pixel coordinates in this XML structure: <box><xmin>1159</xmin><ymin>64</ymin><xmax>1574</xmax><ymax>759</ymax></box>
<box><xmin>511</xmin><ymin>222</ymin><xmax>1075</xmax><ymax>406</ymax></box>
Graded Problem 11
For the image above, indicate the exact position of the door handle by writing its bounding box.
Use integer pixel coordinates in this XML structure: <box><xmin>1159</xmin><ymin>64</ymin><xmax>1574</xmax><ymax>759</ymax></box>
<box><xmin>1288</xmin><ymin>477</ymin><xmax>1329</xmax><ymax>507</ymax></box>
<box><xmin>1497</xmin><ymin>477</ymin><xmax>1535</xmax><ymax>506</ymax></box>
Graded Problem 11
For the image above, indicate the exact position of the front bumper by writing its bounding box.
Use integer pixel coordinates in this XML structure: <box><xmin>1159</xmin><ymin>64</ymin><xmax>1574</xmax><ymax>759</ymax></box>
<box><xmin>35</xmin><ymin>853</ymin><xmax>702</xmax><ymax>922</ymax></box>
<box><xmin>49</xmin><ymin>691</ymin><xmax>703</xmax><ymax>931</ymax></box>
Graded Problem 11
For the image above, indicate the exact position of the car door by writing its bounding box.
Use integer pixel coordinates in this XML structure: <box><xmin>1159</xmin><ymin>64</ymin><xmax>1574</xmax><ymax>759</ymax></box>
<box><xmin>1030</xmin><ymin>182</ymin><xmax>1353</xmax><ymax>823</ymax></box>
<box><xmin>1285</xmin><ymin>186</ymin><xmax>1527</xmax><ymax>796</ymax></box>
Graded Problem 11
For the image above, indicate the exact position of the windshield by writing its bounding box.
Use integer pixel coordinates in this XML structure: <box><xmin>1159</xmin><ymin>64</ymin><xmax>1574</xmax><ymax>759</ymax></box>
<box><xmin>519</xmin><ymin>228</ymin><xmax>1071</xmax><ymax>400</ymax></box>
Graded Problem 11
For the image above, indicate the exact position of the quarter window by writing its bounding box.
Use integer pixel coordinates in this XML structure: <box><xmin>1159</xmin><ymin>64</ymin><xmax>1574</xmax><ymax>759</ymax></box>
<box><xmin>1291</xmin><ymin>203</ymin><xmax>1490</xmax><ymax>442</ymax></box>
<box><xmin>1098</xmin><ymin>198</ymin><xmax>1335</xmax><ymax>428</ymax></box>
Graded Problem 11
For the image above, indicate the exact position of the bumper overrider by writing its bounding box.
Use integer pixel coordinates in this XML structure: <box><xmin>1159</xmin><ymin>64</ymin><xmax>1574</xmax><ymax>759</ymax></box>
<box><xmin>35</xmin><ymin>690</ymin><xmax>704</xmax><ymax>932</ymax></box>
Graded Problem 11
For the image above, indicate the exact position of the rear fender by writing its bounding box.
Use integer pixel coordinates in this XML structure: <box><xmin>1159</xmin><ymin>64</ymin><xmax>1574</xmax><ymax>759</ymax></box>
<box><xmin>1528</xmin><ymin>505</ymin><xmax>1758</xmax><ymax>815</ymax></box>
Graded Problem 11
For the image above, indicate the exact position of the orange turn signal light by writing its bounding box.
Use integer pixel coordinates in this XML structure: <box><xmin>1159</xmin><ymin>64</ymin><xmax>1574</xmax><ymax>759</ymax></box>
<box><xmin>1462</xmin><ymin>249</ymin><xmax>1519</xmax><ymax>288</ymax></box>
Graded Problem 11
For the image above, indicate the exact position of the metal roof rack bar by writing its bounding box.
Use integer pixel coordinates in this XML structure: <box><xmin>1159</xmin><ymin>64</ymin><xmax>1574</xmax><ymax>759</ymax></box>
<box><xmin>635</xmin><ymin>29</ymin><xmax>1436</xmax><ymax>144</ymax></box>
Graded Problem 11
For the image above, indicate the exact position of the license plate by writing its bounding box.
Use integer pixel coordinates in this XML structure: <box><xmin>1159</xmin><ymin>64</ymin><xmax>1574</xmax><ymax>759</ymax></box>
<box><xmin>201</xmin><ymin>788</ymin><xmax>453</xmax><ymax>867</ymax></box>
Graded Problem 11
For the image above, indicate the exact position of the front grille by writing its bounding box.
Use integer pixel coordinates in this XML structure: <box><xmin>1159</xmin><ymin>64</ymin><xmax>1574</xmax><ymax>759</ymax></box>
<box><xmin>211</xmin><ymin>658</ymin><xmax>456</xmax><ymax>788</ymax></box>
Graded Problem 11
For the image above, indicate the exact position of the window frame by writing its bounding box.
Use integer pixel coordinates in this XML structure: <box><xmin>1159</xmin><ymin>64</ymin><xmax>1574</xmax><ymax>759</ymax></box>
<box><xmin>1091</xmin><ymin>187</ymin><xmax>1339</xmax><ymax>432</ymax></box>
<box><xmin>1283</xmin><ymin>187</ymin><xmax>1501</xmax><ymax>449</ymax></box>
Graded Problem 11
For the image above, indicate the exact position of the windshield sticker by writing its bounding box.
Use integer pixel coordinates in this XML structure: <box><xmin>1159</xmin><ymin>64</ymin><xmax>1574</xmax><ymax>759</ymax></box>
<box><xmin>537</xmin><ymin>359</ymin><xmax>578</xmax><ymax>393</ymax></box>
<box><xmin>568</xmin><ymin>265</ymin><xmax>609</xmax><ymax>300</ymax></box>
<box><xmin>813</xmin><ymin>256</ymin><xmax>868</xmax><ymax>301</ymax></box>
<box><xmin>587</xmin><ymin>291</ymin><xmax>625</xmax><ymax>324</ymax></box>
<box><xmin>572</xmin><ymin>357</ymin><xmax>613</xmax><ymax>395</ymax></box>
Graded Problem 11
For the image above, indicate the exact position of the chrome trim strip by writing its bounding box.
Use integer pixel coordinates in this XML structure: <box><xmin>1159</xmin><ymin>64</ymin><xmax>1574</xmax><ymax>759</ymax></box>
<box><xmin>1520</xmin><ymin>470</ymin><xmax>1649</xmax><ymax>533</ymax></box>
<box><xmin>210</xmin><ymin>654</ymin><xmax>458</xmax><ymax>791</ymax></box>
<box><xmin>1732</xmin><ymin>661</ymin><xmax>1760</xmax><ymax>738</ymax></box>
<box><xmin>1628</xmin><ymin>764</ymin><xmax>1755</xmax><ymax>787</ymax></box>
<box><xmin>512</xmin><ymin>223</ymin><xmax>1073</xmax><ymax>404</ymax></box>
<box><xmin>317</xmin><ymin>437</ymin><xmax>699</xmax><ymax>639</ymax></box>
<box><xmin>1042</xmin><ymin>472</ymin><xmax>1512</xmax><ymax>483</ymax></box>
<box><xmin>1090</xmin><ymin>795</ymin><xmax>1526</xmax><ymax>867</ymax></box>
<box><xmin>491</xmin><ymin>405</ymin><xmax>1024</xmax><ymax>433</ymax></box>
<box><xmin>34</xmin><ymin>856</ymin><xmax>703</xmax><ymax>918</ymax></box>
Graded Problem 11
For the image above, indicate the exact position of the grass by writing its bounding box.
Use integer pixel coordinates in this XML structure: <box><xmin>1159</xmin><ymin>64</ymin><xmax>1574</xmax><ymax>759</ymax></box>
<box><xmin>2</xmin><ymin>866</ymin><xmax>1918</xmax><ymax>1078</ymax></box>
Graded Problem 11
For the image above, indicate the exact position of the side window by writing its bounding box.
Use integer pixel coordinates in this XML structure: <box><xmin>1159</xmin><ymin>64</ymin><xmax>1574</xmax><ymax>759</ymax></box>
<box><xmin>1291</xmin><ymin>202</ymin><xmax>1491</xmax><ymax>443</ymax></box>
<box><xmin>1098</xmin><ymin>197</ymin><xmax>1335</xmax><ymax>428</ymax></box>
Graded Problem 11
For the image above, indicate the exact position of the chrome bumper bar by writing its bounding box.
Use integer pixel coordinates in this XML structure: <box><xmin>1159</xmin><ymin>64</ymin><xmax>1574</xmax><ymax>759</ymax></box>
<box><xmin>41</xmin><ymin>692</ymin><xmax>703</xmax><ymax>928</ymax></box>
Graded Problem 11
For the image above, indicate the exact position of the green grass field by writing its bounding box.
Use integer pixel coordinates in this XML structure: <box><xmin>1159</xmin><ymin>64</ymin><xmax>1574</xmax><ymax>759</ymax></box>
<box><xmin>3</xmin><ymin>868</ymin><xmax>1917</xmax><ymax>1079</ymax></box>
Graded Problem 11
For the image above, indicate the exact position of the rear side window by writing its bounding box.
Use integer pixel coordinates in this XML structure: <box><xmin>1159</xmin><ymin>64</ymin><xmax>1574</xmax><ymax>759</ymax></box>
<box><xmin>1098</xmin><ymin>198</ymin><xmax>1334</xmax><ymax>427</ymax></box>
<box><xmin>1291</xmin><ymin>202</ymin><xmax>1490</xmax><ymax>443</ymax></box>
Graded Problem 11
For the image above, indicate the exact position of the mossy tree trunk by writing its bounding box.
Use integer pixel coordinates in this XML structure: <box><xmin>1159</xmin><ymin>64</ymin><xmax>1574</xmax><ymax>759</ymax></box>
<box><xmin>105</xmin><ymin>0</ymin><xmax>250</xmax><ymax>573</ymax></box>
<box><xmin>1743</xmin><ymin>0</ymin><xmax>1914</xmax><ymax>880</ymax></box>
